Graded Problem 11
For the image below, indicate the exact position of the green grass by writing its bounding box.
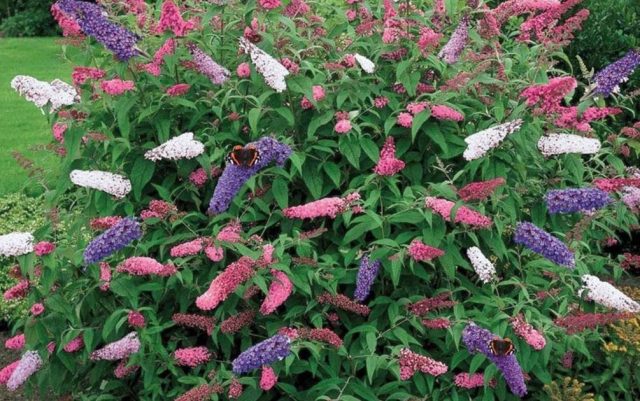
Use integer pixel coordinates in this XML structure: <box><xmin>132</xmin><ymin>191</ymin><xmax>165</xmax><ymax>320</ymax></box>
<box><xmin>0</xmin><ymin>37</ymin><xmax>73</xmax><ymax>195</ymax></box>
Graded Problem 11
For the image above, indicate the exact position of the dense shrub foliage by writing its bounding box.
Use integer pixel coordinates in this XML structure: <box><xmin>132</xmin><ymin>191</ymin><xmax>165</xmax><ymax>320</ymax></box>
<box><xmin>4</xmin><ymin>0</ymin><xmax>640</xmax><ymax>400</ymax></box>
<box><xmin>0</xmin><ymin>0</ymin><xmax>57</xmax><ymax>37</ymax></box>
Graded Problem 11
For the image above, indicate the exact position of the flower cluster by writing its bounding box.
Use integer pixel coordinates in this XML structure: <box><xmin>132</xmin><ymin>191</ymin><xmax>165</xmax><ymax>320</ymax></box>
<box><xmin>514</xmin><ymin>222</ymin><xmax>575</xmax><ymax>268</ymax></box>
<box><xmin>544</xmin><ymin>188</ymin><xmax>611</xmax><ymax>214</ymax></box>
<box><xmin>260</xmin><ymin>270</ymin><xmax>293</xmax><ymax>315</ymax></box>
<box><xmin>4</xmin><ymin>334</ymin><xmax>25</xmax><ymax>350</ymax></box>
<box><xmin>398</xmin><ymin>348</ymin><xmax>448</xmax><ymax>380</ymax></box>
<box><xmin>174</xmin><ymin>347</ymin><xmax>211</xmax><ymax>367</ymax></box>
<box><xmin>231</xmin><ymin>334</ymin><xmax>291</xmax><ymax>374</ymax></box>
<box><xmin>554</xmin><ymin>311</ymin><xmax>633</xmax><ymax>334</ymax></box>
<box><xmin>580</xmin><ymin>275</ymin><xmax>640</xmax><ymax>312</ymax></box>
<box><xmin>144</xmin><ymin>132</ymin><xmax>205</xmax><ymax>162</ymax></box>
<box><xmin>155</xmin><ymin>0</ymin><xmax>197</xmax><ymax>36</ymax></box>
<box><xmin>100</xmin><ymin>79</ymin><xmax>135</xmax><ymax>96</ymax></box>
<box><xmin>239</xmin><ymin>37</ymin><xmax>290</xmax><ymax>92</ymax></box>
<box><xmin>283</xmin><ymin>192</ymin><xmax>361</xmax><ymax>220</ymax></box>
<box><xmin>11</xmin><ymin>75</ymin><xmax>77</xmax><ymax>111</ymax></box>
<box><xmin>425</xmin><ymin>197</ymin><xmax>493</xmax><ymax>228</ymax></box>
<box><xmin>83</xmin><ymin>218</ymin><xmax>142</xmax><ymax>265</ymax></box>
<box><xmin>408</xmin><ymin>239</ymin><xmax>445</xmax><ymax>262</ymax></box>
<box><xmin>172</xmin><ymin>313</ymin><xmax>216</xmax><ymax>335</ymax></box>
<box><xmin>373</xmin><ymin>137</ymin><xmax>405</xmax><ymax>176</ymax></box>
<box><xmin>538</xmin><ymin>134</ymin><xmax>601</xmax><ymax>156</ymax></box>
<box><xmin>70</xmin><ymin>170</ymin><xmax>132</xmax><ymax>198</ymax></box>
<box><xmin>187</xmin><ymin>43</ymin><xmax>230</xmax><ymax>85</ymax></box>
<box><xmin>458</xmin><ymin>178</ymin><xmax>505</xmax><ymax>201</ymax></box>
<box><xmin>260</xmin><ymin>366</ymin><xmax>278</xmax><ymax>390</ymax></box>
<box><xmin>463</xmin><ymin>119</ymin><xmax>523</xmax><ymax>160</ymax></box>
<box><xmin>466</xmin><ymin>247</ymin><xmax>497</xmax><ymax>283</ymax></box>
<box><xmin>316</xmin><ymin>293</ymin><xmax>371</xmax><ymax>316</ymax></box>
<box><xmin>462</xmin><ymin>324</ymin><xmax>527</xmax><ymax>397</ymax></box>
<box><xmin>407</xmin><ymin>292</ymin><xmax>456</xmax><ymax>316</ymax></box>
<box><xmin>454</xmin><ymin>372</ymin><xmax>495</xmax><ymax>389</ymax></box>
<box><xmin>208</xmin><ymin>137</ymin><xmax>292</xmax><ymax>215</ymax></box>
<box><xmin>593</xmin><ymin>50</ymin><xmax>640</xmax><ymax>96</ymax></box>
<box><xmin>438</xmin><ymin>16</ymin><xmax>469</xmax><ymax>64</ymax></box>
<box><xmin>196</xmin><ymin>257</ymin><xmax>256</xmax><ymax>311</ymax></box>
<box><xmin>511</xmin><ymin>315</ymin><xmax>546</xmax><ymax>350</ymax></box>
<box><xmin>6</xmin><ymin>351</ymin><xmax>42</xmax><ymax>391</ymax></box>
<box><xmin>90</xmin><ymin>332</ymin><xmax>140</xmax><ymax>361</ymax></box>
<box><xmin>55</xmin><ymin>0</ymin><xmax>139</xmax><ymax>60</ymax></box>
<box><xmin>0</xmin><ymin>232</ymin><xmax>34</xmax><ymax>257</ymax></box>
<box><xmin>220</xmin><ymin>310</ymin><xmax>256</xmax><ymax>334</ymax></box>
<box><xmin>353</xmin><ymin>255</ymin><xmax>380</xmax><ymax>302</ymax></box>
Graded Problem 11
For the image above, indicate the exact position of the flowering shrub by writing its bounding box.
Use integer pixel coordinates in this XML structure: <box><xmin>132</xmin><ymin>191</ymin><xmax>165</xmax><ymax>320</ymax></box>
<box><xmin>4</xmin><ymin>0</ymin><xmax>640</xmax><ymax>400</ymax></box>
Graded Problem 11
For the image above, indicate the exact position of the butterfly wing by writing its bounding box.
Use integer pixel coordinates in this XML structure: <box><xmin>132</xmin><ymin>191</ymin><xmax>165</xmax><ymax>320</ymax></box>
<box><xmin>489</xmin><ymin>338</ymin><xmax>515</xmax><ymax>356</ymax></box>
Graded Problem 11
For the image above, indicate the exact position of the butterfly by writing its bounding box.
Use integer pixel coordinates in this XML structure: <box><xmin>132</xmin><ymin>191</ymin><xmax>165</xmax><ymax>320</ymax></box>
<box><xmin>226</xmin><ymin>145</ymin><xmax>260</xmax><ymax>168</ymax></box>
<box><xmin>488</xmin><ymin>337</ymin><xmax>515</xmax><ymax>356</ymax></box>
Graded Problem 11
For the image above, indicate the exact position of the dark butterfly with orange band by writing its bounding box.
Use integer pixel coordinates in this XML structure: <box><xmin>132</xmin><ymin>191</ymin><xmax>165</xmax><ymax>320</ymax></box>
<box><xmin>488</xmin><ymin>337</ymin><xmax>515</xmax><ymax>356</ymax></box>
<box><xmin>226</xmin><ymin>145</ymin><xmax>260</xmax><ymax>168</ymax></box>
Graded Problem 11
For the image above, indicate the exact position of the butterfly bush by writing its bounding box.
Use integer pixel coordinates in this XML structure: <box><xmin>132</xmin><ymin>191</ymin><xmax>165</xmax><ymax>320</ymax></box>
<box><xmin>8</xmin><ymin>0</ymin><xmax>640</xmax><ymax>399</ymax></box>
<box><xmin>462</xmin><ymin>324</ymin><xmax>527</xmax><ymax>397</ymax></box>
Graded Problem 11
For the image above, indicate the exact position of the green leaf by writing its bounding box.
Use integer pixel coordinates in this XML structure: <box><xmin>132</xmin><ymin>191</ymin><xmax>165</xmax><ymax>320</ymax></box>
<box><xmin>272</xmin><ymin>177</ymin><xmax>289</xmax><ymax>208</ymax></box>
<box><xmin>411</xmin><ymin>110</ymin><xmax>431</xmax><ymax>142</ymax></box>
<box><xmin>248</xmin><ymin>108</ymin><xmax>262</xmax><ymax>134</ymax></box>
<box><xmin>274</xmin><ymin>107</ymin><xmax>295</xmax><ymax>127</ymax></box>
<box><xmin>323</xmin><ymin>162</ymin><xmax>341</xmax><ymax>187</ymax></box>
<box><xmin>129</xmin><ymin>157</ymin><xmax>155</xmax><ymax>201</ymax></box>
<box><xmin>339</xmin><ymin>135</ymin><xmax>361</xmax><ymax>168</ymax></box>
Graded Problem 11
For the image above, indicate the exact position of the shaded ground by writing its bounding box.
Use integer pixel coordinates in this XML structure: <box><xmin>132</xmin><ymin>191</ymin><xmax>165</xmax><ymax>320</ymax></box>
<box><xmin>0</xmin><ymin>37</ymin><xmax>74</xmax><ymax>195</ymax></box>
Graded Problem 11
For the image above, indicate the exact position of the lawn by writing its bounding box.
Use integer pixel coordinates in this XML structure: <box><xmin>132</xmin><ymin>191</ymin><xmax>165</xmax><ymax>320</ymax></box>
<box><xmin>0</xmin><ymin>37</ymin><xmax>73</xmax><ymax>195</ymax></box>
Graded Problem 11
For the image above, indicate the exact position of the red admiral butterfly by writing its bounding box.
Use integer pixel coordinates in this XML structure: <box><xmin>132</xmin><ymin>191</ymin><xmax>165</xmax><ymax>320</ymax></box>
<box><xmin>226</xmin><ymin>145</ymin><xmax>260</xmax><ymax>168</ymax></box>
<box><xmin>488</xmin><ymin>337</ymin><xmax>515</xmax><ymax>356</ymax></box>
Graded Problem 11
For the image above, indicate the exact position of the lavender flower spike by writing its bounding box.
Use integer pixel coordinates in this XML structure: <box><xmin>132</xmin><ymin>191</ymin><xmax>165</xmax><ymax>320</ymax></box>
<box><xmin>462</xmin><ymin>324</ymin><xmax>527</xmax><ymax>397</ymax></box>
<box><xmin>438</xmin><ymin>16</ymin><xmax>469</xmax><ymax>64</ymax></box>
<box><xmin>6</xmin><ymin>351</ymin><xmax>42</xmax><ymax>391</ymax></box>
<box><xmin>231</xmin><ymin>334</ymin><xmax>291</xmax><ymax>374</ymax></box>
<box><xmin>354</xmin><ymin>255</ymin><xmax>381</xmax><ymax>302</ymax></box>
<box><xmin>208</xmin><ymin>137</ymin><xmax>292</xmax><ymax>215</ymax></box>
<box><xmin>593</xmin><ymin>50</ymin><xmax>640</xmax><ymax>97</ymax></box>
<box><xmin>187</xmin><ymin>43</ymin><xmax>230</xmax><ymax>85</ymax></box>
<box><xmin>90</xmin><ymin>332</ymin><xmax>140</xmax><ymax>361</ymax></box>
<box><xmin>55</xmin><ymin>0</ymin><xmax>139</xmax><ymax>61</ymax></box>
<box><xmin>83</xmin><ymin>218</ymin><xmax>142</xmax><ymax>264</ymax></box>
<box><xmin>544</xmin><ymin>188</ymin><xmax>611</xmax><ymax>214</ymax></box>
<box><xmin>513</xmin><ymin>222</ymin><xmax>575</xmax><ymax>268</ymax></box>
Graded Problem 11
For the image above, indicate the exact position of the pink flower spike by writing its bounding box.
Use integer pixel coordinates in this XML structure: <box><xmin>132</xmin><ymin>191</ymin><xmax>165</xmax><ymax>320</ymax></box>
<box><xmin>454</xmin><ymin>372</ymin><xmax>495</xmax><ymax>389</ymax></box>
<box><xmin>0</xmin><ymin>361</ymin><xmax>19</xmax><ymax>385</ymax></box>
<box><xmin>155</xmin><ymin>0</ymin><xmax>198</xmax><ymax>37</ymax></box>
<box><xmin>511</xmin><ymin>315</ymin><xmax>546</xmax><ymax>350</ymax></box>
<box><xmin>334</xmin><ymin>119</ymin><xmax>352</xmax><ymax>134</ymax></box>
<box><xmin>4</xmin><ymin>280</ymin><xmax>29</xmax><ymax>301</ymax></box>
<box><xmin>398</xmin><ymin>348</ymin><xmax>448</xmax><ymax>380</ymax></box>
<box><xmin>458</xmin><ymin>178</ymin><xmax>506</xmax><ymax>202</ymax></box>
<box><xmin>260</xmin><ymin>366</ymin><xmax>278</xmax><ymax>390</ymax></box>
<box><xmin>284</xmin><ymin>193</ymin><xmax>360</xmax><ymax>220</ymax></box>
<box><xmin>196</xmin><ymin>257</ymin><xmax>256</xmax><ymax>311</ymax></box>
<box><xmin>260</xmin><ymin>270</ymin><xmax>293</xmax><ymax>315</ymax></box>
<box><xmin>312</xmin><ymin>85</ymin><xmax>325</xmax><ymax>101</ymax></box>
<box><xmin>171</xmin><ymin>237</ymin><xmax>212</xmax><ymax>257</ymax></box>
<box><xmin>174</xmin><ymin>346</ymin><xmax>211</xmax><ymax>367</ymax></box>
<box><xmin>166</xmin><ymin>83</ymin><xmax>190</xmax><ymax>96</ymax></box>
<box><xmin>99</xmin><ymin>262</ymin><xmax>111</xmax><ymax>291</ymax></box>
<box><xmin>4</xmin><ymin>334</ymin><xmax>25</xmax><ymax>350</ymax></box>
<box><xmin>373</xmin><ymin>136</ymin><xmax>405</xmax><ymax>176</ymax></box>
<box><xmin>63</xmin><ymin>335</ymin><xmax>84</xmax><ymax>353</ymax></box>
<box><xmin>408</xmin><ymin>239</ymin><xmax>445</xmax><ymax>262</ymax></box>
<box><xmin>425</xmin><ymin>197</ymin><xmax>492</xmax><ymax>228</ymax></box>
<box><xmin>116</xmin><ymin>257</ymin><xmax>165</xmax><ymax>276</ymax></box>
<box><xmin>30</xmin><ymin>303</ymin><xmax>44</xmax><ymax>316</ymax></box>
<box><xmin>204</xmin><ymin>245</ymin><xmax>224</xmax><ymax>262</ymax></box>
<box><xmin>34</xmin><ymin>241</ymin><xmax>55</xmax><ymax>256</ymax></box>
<box><xmin>128</xmin><ymin>310</ymin><xmax>146</xmax><ymax>328</ymax></box>
<box><xmin>430</xmin><ymin>104</ymin><xmax>464</xmax><ymax>121</ymax></box>
<box><xmin>216</xmin><ymin>220</ymin><xmax>243</xmax><ymax>243</ymax></box>
<box><xmin>229</xmin><ymin>378</ymin><xmax>243</xmax><ymax>399</ymax></box>
<box><xmin>100</xmin><ymin>79</ymin><xmax>135</xmax><ymax>96</ymax></box>
<box><xmin>114</xmin><ymin>358</ymin><xmax>139</xmax><ymax>378</ymax></box>
<box><xmin>396</xmin><ymin>112</ymin><xmax>413</xmax><ymax>128</ymax></box>
<box><xmin>259</xmin><ymin>0</ymin><xmax>281</xmax><ymax>10</ymax></box>
<box><xmin>237</xmin><ymin>62</ymin><xmax>251</xmax><ymax>78</ymax></box>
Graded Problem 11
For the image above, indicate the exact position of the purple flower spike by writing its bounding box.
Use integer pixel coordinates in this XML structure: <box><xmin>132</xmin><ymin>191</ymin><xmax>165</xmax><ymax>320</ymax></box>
<box><xmin>593</xmin><ymin>50</ymin><xmax>640</xmax><ymax>97</ymax></box>
<box><xmin>208</xmin><ymin>137</ymin><xmax>292</xmax><ymax>215</ymax></box>
<box><xmin>354</xmin><ymin>255</ymin><xmax>380</xmax><ymax>302</ymax></box>
<box><xmin>55</xmin><ymin>0</ymin><xmax>139</xmax><ymax>61</ymax></box>
<box><xmin>545</xmin><ymin>188</ymin><xmax>611</xmax><ymax>214</ymax></box>
<box><xmin>462</xmin><ymin>324</ymin><xmax>527</xmax><ymax>398</ymax></box>
<box><xmin>231</xmin><ymin>334</ymin><xmax>291</xmax><ymax>374</ymax></box>
<box><xmin>437</xmin><ymin>16</ymin><xmax>469</xmax><ymax>64</ymax></box>
<box><xmin>83</xmin><ymin>218</ymin><xmax>142</xmax><ymax>264</ymax></box>
<box><xmin>513</xmin><ymin>222</ymin><xmax>575</xmax><ymax>268</ymax></box>
<box><xmin>187</xmin><ymin>44</ymin><xmax>230</xmax><ymax>85</ymax></box>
